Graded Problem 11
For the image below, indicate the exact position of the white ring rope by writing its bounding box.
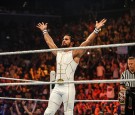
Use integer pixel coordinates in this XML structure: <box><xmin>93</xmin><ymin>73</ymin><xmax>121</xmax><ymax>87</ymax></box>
<box><xmin>0</xmin><ymin>76</ymin><xmax>45</xmax><ymax>83</ymax></box>
<box><xmin>0</xmin><ymin>97</ymin><xmax>118</xmax><ymax>102</ymax></box>
<box><xmin>0</xmin><ymin>42</ymin><xmax>134</xmax><ymax>56</ymax></box>
<box><xmin>0</xmin><ymin>79</ymin><xmax>135</xmax><ymax>86</ymax></box>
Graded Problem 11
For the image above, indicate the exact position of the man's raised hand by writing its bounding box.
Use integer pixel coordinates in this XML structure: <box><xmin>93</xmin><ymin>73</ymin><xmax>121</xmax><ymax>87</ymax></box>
<box><xmin>36</xmin><ymin>22</ymin><xmax>48</xmax><ymax>31</ymax></box>
<box><xmin>95</xmin><ymin>18</ymin><xmax>107</xmax><ymax>30</ymax></box>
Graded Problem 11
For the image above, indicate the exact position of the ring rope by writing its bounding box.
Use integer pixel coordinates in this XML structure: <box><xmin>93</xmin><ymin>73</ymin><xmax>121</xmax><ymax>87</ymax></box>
<box><xmin>0</xmin><ymin>42</ymin><xmax>134</xmax><ymax>56</ymax></box>
<box><xmin>0</xmin><ymin>79</ymin><xmax>135</xmax><ymax>86</ymax></box>
<box><xmin>0</xmin><ymin>97</ymin><xmax>118</xmax><ymax>102</ymax></box>
<box><xmin>0</xmin><ymin>76</ymin><xmax>45</xmax><ymax>83</ymax></box>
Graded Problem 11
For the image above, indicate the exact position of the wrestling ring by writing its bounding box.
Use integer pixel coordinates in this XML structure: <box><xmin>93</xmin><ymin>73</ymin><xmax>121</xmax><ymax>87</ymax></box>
<box><xmin>0</xmin><ymin>42</ymin><xmax>135</xmax><ymax>114</ymax></box>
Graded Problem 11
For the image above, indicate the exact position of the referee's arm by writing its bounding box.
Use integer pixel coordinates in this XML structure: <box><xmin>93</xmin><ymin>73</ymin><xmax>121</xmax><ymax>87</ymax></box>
<box><xmin>120</xmin><ymin>72</ymin><xmax>126</xmax><ymax>91</ymax></box>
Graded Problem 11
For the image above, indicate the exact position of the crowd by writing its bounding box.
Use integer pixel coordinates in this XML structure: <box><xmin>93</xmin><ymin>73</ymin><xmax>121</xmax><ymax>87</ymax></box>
<box><xmin>0</xmin><ymin>7</ymin><xmax>135</xmax><ymax>115</ymax></box>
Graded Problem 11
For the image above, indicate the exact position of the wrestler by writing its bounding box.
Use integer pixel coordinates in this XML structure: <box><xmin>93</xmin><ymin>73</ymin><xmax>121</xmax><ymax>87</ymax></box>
<box><xmin>36</xmin><ymin>19</ymin><xmax>107</xmax><ymax>115</ymax></box>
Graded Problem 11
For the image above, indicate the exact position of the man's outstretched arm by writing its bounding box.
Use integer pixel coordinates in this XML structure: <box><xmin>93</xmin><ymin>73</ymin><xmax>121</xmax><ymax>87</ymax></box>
<box><xmin>74</xmin><ymin>18</ymin><xmax>107</xmax><ymax>58</ymax></box>
<box><xmin>36</xmin><ymin>22</ymin><xmax>58</xmax><ymax>56</ymax></box>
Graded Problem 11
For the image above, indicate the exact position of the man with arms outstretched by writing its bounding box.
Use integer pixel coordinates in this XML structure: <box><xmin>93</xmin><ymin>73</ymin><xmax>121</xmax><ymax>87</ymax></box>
<box><xmin>36</xmin><ymin>19</ymin><xmax>107</xmax><ymax>115</ymax></box>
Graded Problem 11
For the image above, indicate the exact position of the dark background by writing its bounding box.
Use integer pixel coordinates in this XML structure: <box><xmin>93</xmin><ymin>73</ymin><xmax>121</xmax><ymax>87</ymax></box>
<box><xmin>0</xmin><ymin>0</ymin><xmax>134</xmax><ymax>15</ymax></box>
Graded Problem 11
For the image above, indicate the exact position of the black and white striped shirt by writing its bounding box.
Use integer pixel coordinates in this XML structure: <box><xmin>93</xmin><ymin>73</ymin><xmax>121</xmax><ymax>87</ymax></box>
<box><xmin>120</xmin><ymin>69</ymin><xmax>135</xmax><ymax>87</ymax></box>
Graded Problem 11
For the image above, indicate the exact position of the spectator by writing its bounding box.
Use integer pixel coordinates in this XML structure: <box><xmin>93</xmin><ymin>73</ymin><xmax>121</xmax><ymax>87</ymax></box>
<box><xmin>96</xmin><ymin>61</ymin><xmax>105</xmax><ymax>79</ymax></box>
<box><xmin>107</xmin><ymin>83</ymin><xmax>115</xmax><ymax>100</ymax></box>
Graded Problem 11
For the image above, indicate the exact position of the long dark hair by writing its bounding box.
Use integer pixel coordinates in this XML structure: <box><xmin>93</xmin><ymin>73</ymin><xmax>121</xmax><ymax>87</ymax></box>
<box><xmin>64</xmin><ymin>33</ymin><xmax>75</xmax><ymax>46</ymax></box>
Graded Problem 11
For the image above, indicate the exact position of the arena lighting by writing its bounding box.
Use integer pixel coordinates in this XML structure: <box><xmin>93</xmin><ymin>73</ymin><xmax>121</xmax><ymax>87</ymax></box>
<box><xmin>22</xmin><ymin>1</ymin><xmax>27</xmax><ymax>8</ymax></box>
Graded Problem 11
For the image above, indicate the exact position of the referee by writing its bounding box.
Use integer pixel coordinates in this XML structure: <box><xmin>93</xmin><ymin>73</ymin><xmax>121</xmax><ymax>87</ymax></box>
<box><xmin>120</xmin><ymin>56</ymin><xmax>135</xmax><ymax>115</ymax></box>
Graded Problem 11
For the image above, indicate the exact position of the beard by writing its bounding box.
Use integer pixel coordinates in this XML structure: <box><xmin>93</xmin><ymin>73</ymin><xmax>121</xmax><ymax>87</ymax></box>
<box><xmin>61</xmin><ymin>44</ymin><xmax>69</xmax><ymax>48</ymax></box>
